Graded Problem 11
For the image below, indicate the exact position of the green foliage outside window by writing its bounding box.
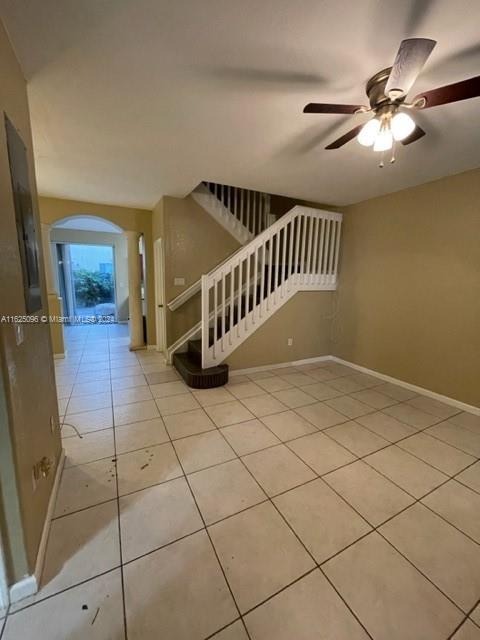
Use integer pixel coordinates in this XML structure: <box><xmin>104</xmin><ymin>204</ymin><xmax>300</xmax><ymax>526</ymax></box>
<box><xmin>74</xmin><ymin>269</ymin><xmax>114</xmax><ymax>307</ymax></box>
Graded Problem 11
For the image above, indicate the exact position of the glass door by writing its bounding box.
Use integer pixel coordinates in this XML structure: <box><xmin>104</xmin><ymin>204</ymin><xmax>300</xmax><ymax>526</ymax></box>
<box><xmin>56</xmin><ymin>243</ymin><xmax>116</xmax><ymax>323</ymax></box>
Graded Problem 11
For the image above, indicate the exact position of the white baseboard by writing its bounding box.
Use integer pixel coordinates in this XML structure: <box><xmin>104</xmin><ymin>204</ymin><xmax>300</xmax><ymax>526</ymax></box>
<box><xmin>0</xmin><ymin>538</ymin><xmax>9</xmax><ymax>610</ymax></box>
<box><xmin>330</xmin><ymin>357</ymin><xmax>480</xmax><ymax>416</ymax></box>
<box><xmin>8</xmin><ymin>574</ymin><xmax>37</xmax><ymax>604</ymax></box>
<box><xmin>231</xmin><ymin>355</ymin><xmax>331</xmax><ymax>375</ymax></box>
<box><xmin>232</xmin><ymin>355</ymin><xmax>479</xmax><ymax>415</ymax></box>
<box><xmin>9</xmin><ymin>449</ymin><xmax>65</xmax><ymax>604</ymax></box>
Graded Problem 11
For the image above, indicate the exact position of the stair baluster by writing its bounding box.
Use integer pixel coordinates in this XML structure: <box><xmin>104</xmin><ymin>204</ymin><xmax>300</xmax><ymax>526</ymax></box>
<box><xmin>200</xmin><ymin>206</ymin><xmax>342</xmax><ymax>369</ymax></box>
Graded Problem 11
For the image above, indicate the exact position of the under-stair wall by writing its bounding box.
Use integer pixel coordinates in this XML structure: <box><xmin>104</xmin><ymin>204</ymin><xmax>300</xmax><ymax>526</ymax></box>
<box><xmin>224</xmin><ymin>290</ymin><xmax>334</xmax><ymax>369</ymax></box>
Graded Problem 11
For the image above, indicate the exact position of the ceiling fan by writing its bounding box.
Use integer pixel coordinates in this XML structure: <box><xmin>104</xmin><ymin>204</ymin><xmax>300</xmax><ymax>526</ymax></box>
<box><xmin>303</xmin><ymin>38</ymin><xmax>480</xmax><ymax>165</ymax></box>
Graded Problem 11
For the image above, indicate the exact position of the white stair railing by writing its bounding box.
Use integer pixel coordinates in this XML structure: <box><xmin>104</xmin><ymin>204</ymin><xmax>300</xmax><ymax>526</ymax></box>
<box><xmin>191</xmin><ymin>181</ymin><xmax>272</xmax><ymax>246</ymax></box>
<box><xmin>203</xmin><ymin>182</ymin><xmax>271</xmax><ymax>236</ymax></box>
<box><xmin>201</xmin><ymin>206</ymin><xmax>342</xmax><ymax>368</ymax></box>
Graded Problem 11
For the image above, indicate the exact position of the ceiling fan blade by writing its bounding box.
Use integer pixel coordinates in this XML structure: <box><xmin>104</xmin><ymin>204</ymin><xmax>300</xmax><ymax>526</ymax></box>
<box><xmin>325</xmin><ymin>124</ymin><xmax>364</xmax><ymax>149</ymax></box>
<box><xmin>385</xmin><ymin>38</ymin><xmax>437</xmax><ymax>98</ymax></box>
<box><xmin>303</xmin><ymin>103</ymin><xmax>363</xmax><ymax>114</ymax></box>
<box><xmin>401</xmin><ymin>125</ymin><xmax>426</xmax><ymax>145</ymax></box>
<box><xmin>413</xmin><ymin>76</ymin><xmax>480</xmax><ymax>109</ymax></box>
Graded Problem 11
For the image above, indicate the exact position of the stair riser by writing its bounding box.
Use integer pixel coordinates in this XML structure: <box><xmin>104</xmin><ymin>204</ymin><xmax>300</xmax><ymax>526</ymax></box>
<box><xmin>173</xmin><ymin>352</ymin><xmax>229</xmax><ymax>389</ymax></box>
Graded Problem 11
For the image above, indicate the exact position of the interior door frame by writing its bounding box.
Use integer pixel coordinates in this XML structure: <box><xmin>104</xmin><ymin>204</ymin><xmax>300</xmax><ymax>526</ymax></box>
<box><xmin>154</xmin><ymin>238</ymin><xmax>167</xmax><ymax>353</ymax></box>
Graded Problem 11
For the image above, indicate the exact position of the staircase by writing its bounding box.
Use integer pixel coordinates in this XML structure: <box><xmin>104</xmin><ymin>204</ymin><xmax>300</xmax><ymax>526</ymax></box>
<box><xmin>171</xmin><ymin>183</ymin><xmax>342</xmax><ymax>388</ymax></box>
<box><xmin>191</xmin><ymin>182</ymin><xmax>272</xmax><ymax>245</ymax></box>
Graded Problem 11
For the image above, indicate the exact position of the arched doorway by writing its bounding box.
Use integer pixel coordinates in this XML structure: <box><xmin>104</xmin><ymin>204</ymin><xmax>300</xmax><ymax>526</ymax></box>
<box><xmin>51</xmin><ymin>216</ymin><xmax>124</xmax><ymax>323</ymax></box>
<box><xmin>42</xmin><ymin>214</ymin><xmax>146</xmax><ymax>353</ymax></box>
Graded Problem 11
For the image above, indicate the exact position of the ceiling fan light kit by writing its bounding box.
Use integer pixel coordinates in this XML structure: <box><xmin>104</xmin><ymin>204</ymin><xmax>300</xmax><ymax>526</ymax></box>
<box><xmin>303</xmin><ymin>37</ymin><xmax>480</xmax><ymax>167</ymax></box>
<box><xmin>391</xmin><ymin>112</ymin><xmax>416</xmax><ymax>140</ymax></box>
<box><xmin>357</xmin><ymin>118</ymin><xmax>380</xmax><ymax>146</ymax></box>
<box><xmin>357</xmin><ymin>111</ymin><xmax>415</xmax><ymax>148</ymax></box>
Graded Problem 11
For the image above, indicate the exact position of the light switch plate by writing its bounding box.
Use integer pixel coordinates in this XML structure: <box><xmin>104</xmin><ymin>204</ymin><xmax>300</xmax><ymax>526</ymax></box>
<box><xmin>174</xmin><ymin>277</ymin><xmax>185</xmax><ymax>286</ymax></box>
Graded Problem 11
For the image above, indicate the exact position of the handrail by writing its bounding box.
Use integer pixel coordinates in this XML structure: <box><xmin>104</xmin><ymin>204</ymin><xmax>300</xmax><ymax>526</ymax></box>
<box><xmin>167</xmin><ymin>241</ymin><xmax>258</xmax><ymax>311</ymax></box>
<box><xmin>205</xmin><ymin>205</ymin><xmax>341</xmax><ymax>284</ymax></box>
<box><xmin>201</xmin><ymin>206</ymin><xmax>343</xmax><ymax>368</ymax></box>
<box><xmin>167</xmin><ymin>280</ymin><xmax>202</xmax><ymax>312</ymax></box>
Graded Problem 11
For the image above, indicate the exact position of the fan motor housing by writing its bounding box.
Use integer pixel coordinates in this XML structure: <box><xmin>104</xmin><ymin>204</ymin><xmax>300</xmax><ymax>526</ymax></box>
<box><xmin>366</xmin><ymin>67</ymin><xmax>406</xmax><ymax>111</ymax></box>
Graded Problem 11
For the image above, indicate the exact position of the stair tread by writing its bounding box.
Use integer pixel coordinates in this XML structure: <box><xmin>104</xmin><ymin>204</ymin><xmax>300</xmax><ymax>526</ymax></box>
<box><xmin>173</xmin><ymin>351</ymin><xmax>228</xmax><ymax>389</ymax></box>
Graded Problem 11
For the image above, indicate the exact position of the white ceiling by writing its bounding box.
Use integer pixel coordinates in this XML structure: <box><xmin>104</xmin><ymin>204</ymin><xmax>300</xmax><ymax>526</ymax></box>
<box><xmin>1</xmin><ymin>0</ymin><xmax>480</xmax><ymax>208</ymax></box>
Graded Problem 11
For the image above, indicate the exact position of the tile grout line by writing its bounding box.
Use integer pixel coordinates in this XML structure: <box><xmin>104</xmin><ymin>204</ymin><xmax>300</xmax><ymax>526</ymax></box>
<box><xmin>62</xmin><ymin>365</ymin><xmax>475</xmax><ymax>457</ymax></box>
<box><xmin>7</xmin><ymin>328</ymin><xmax>117</xmax><ymax>620</ymax></box>
<box><xmin>225</xmin><ymin>391</ymin><xmax>480</xmax><ymax>621</ymax></box>
<box><xmin>5</xmin><ymin>567</ymin><xmax>123</xmax><ymax>619</ymax></box>
<box><xmin>221</xmin><ymin>427</ymin><xmax>376</xmax><ymax>639</ymax></box>
<box><xmin>186</xmin><ymin>403</ymin><xmax>377</xmax><ymax>638</ymax></box>
<box><xmin>446</xmin><ymin>597</ymin><xmax>480</xmax><ymax>639</ymax></box>
<box><xmin>50</xmin><ymin>347</ymin><xmax>479</xmax><ymax>638</ymax></box>
<box><xmin>315</xmin><ymin>414</ymin><xmax>480</xmax><ymax>547</ymax></box>
<box><xmin>55</xmin><ymin>390</ymin><xmax>480</xmax><ymax>527</ymax></box>
<box><xmin>39</xmin><ymin>416</ymin><xmax>479</xmax><ymax>623</ymax></box>
<box><xmin>107</xmin><ymin>325</ymin><xmax>129</xmax><ymax>640</ymax></box>
<box><xmin>58</xmin><ymin>381</ymin><xmax>480</xmax><ymax>519</ymax></box>
<box><xmin>162</xmin><ymin>405</ymin><xmax>254</xmax><ymax>640</ymax></box>
<box><xmin>316</xmin><ymin>456</ymin><xmax>480</xmax><ymax>613</ymax></box>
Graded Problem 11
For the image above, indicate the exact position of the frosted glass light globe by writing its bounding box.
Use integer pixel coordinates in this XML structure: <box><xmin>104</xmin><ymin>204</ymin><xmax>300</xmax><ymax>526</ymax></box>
<box><xmin>391</xmin><ymin>112</ymin><xmax>415</xmax><ymax>141</ymax></box>
<box><xmin>357</xmin><ymin>118</ymin><xmax>381</xmax><ymax>147</ymax></box>
<box><xmin>373</xmin><ymin>128</ymin><xmax>393</xmax><ymax>152</ymax></box>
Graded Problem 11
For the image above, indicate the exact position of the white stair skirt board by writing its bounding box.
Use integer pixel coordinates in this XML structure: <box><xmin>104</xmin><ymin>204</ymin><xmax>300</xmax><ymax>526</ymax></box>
<box><xmin>9</xmin><ymin>449</ymin><xmax>66</xmax><ymax>604</ymax></box>
<box><xmin>166</xmin><ymin>322</ymin><xmax>202</xmax><ymax>363</ymax></box>
<box><xmin>191</xmin><ymin>183</ymin><xmax>252</xmax><ymax>245</ymax></box>
<box><xmin>231</xmin><ymin>355</ymin><xmax>479</xmax><ymax>416</ymax></box>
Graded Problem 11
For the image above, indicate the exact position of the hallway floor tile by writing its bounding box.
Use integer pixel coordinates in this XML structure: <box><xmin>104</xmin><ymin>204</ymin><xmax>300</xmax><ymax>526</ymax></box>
<box><xmin>2</xmin><ymin>323</ymin><xmax>480</xmax><ymax>640</ymax></box>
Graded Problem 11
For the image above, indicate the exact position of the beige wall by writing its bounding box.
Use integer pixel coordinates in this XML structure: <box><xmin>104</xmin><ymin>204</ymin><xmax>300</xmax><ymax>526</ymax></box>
<box><xmin>334</xmin><ymin>168</ymin><xmax>480</xmax><ymax>407</ymax></box>
<box><xmin>153</xmin><ymin>195</ymin><xmax>240</xmax><ymax>345</ymax></box>
<box><xmin>0</xmin><ymin>21</ymin><xmax>61</xmax><ymax>580</ymax></box>
<box><xmin>39</xmin><ymin>197</ymin><xmax>156</xmax><ymax>345</ymax></box>
<box><xmin>50</xmin><ymin>228</ymin><xmax>129</xmax><ymax>321</ymax></box>
<box><xmin>226</xmin><ymin>291</ymin><xmax>333</xmax><ymax>369</ymax></box>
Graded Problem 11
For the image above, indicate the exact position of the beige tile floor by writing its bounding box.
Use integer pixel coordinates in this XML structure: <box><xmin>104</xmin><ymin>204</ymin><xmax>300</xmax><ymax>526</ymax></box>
<box><xmin>2</xmin><ymin>323</ymin><xmax>480</xmax><ymax>640</ymax></box>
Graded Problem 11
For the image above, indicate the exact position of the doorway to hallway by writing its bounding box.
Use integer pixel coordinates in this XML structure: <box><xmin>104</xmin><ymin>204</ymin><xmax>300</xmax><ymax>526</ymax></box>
<box><xmin>56</xmin><ymin>242</ymin><xmax>117</xmax><ymax>323</ymax></box>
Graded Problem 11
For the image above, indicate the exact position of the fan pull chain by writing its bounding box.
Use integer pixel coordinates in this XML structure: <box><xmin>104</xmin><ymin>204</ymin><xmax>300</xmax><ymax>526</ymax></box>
<box><xmin>390</xmin><ymin>139</ymin><xmax>397</xmax><ymax>164</ymax></box>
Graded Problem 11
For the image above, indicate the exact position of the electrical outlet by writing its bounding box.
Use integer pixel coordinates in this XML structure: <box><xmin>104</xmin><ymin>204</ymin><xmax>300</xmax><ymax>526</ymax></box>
<box><xmin>32</xmin><ymin>457</ymin><xmax>54</xmax><ymax>491</ymax></box>
<box><xmin>174</xmin><ymin>277</ymin><xmax>185</xmax><ymax>286</ymax></box>
<box><xmin>287</xmin><ymin>337</ymin><xmax>293</xmax><ymax>346</ymax></box>
<box><xmin>50</xmin><ymin>415</ymin><xmax>58</xmax><ymax>434</ymax></box>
